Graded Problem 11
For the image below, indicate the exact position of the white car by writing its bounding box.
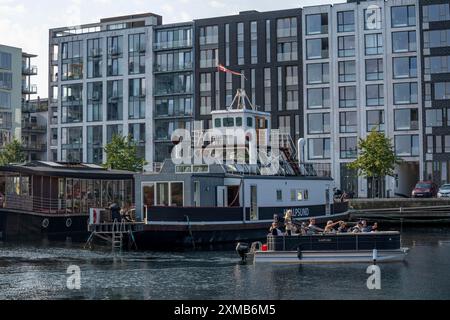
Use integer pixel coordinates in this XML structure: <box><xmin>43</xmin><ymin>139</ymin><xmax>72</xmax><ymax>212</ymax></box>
<box><xmin>437</xmin><ymin>184</ymin><xmax>450</xmax><ymax>198</ymax></box>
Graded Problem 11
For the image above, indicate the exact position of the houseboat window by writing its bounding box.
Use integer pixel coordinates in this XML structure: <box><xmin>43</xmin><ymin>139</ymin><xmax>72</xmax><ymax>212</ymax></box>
<box><xmin>276</xmin><ymin>190</ymin><xmax>283</xmax><ymax>201</ymax></box>
<box><xmin>170</xmin><ymin>182</ymin><xmax>184</xmax><ymax>207</ymax></box>
<box><xmin>176</xmin><ymin>165</ymin><xmax>192</xmax><ymax>173</ymax></box>
<box><xmin>143</xmin><ymin>183</ymin><xmax>155</xmax><ymax>213</ymax></box>
<box><xmin>291</xmin><ymin>189</ymin><xmax>309</xmax><ymax>201</ymax></box>
<box><xmin>73</xmin><ymin>179</ymin><xmax>81</xmax><ymax>214</ymax></box>
<box><xmin>156</xmin><ymin>182</ymin><xmax>169</xmax><ymax>206</ymax></box>
<box><xmin>247</xmin><ymin>117</ymin><xmax>253</xmax><ymax>127</ymax></box>
<box><xmin>214</xmin><ymin>118</ymin><xmax>222</xmax><ymax>128</ymax></box>
<box><xmin>223</xmin><ymin>118</ymin><xmax>234</xmax><ymax>127</ymax></box>
<box><xmin>193</xmin><ymin>165</ymin><xmax>209</xmax><ymax>173</ymax></box>
<box><xmin>236</xmin><ymin>117</ymin><xmax>243</xmax><ymax>126</ymax></box>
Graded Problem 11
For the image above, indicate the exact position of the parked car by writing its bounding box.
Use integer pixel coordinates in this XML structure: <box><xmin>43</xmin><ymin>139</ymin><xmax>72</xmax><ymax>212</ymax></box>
<box><xmin>437</xmin><ymin>184</ymin><xmax>450</xmax><ymax>198</ymax></box>
<box><xmin>411</xmin><ymin>181</ymin><xmax>438</xmax><ymax>198</ymax></box>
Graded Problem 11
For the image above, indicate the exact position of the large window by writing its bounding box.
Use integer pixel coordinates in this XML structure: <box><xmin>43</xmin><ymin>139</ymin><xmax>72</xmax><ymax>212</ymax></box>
<box><xmin>394</xmin><ymin>82</ymin><xmax>418</xmax><ymax>105</ymax></box>
<box><xmin>306</xmin><ymin>13</ymin><xmax>328</xmax><ymax>35</ymax></box>
<box><xmin>338</xmin><ymin>61</ymin><xmax>356</xmax><ymax>82</ymax></box>
<box><xmin>87</xmin><ymin>126</ymin><xmax>103</xmax><ymax>164</ymax></box>
<box><xmin>307</xmin><ymin>88</ymin><xmax>330</xmax><ymax>109</ymax></box>
<box><xmin>366</xmin><ymin>84</ymin><xmax>384</xmax><ymax>106</ymax></box>
<box><xmin>365</xmin><ymin>59</ymin><xmax>383</xmax><ymax>81</ymax></box>
<box><xmin>307</xmin><ymin>63</ymin><xmax>329</xmax><ymax>84</ymax></box>
<box><xmin>423</xmin><ymin>4</ymin><xmax>450</xmax><ymax>23</ymax></box>
<box><xmin>365</xmin><ymin>34</ymin><xmax>383</xmax><ymax>55</ymax></box>
<box><xmin>339</xmin><ymin>86</ymin><xmax>356</xmax><ymax>108</ymax></box>
<box><xmin>61</xmin><ymin>84</ymin><xmax>83</xmax><ymax>123</ymax></box>
<box><xmin>393</xmin><ymin>57</ymin><xmax>417</xmax><ymax>79</ymax></box>
<box><xmin>394</xmin><ymin>109</ymin><xmax>418</xmax><ymax>131</ymax></box>
<box><xmin>264</xmin><ymin>68</ymin><xmax>271</xmax><ymax>110</ymax></box>
<box><xmin>391</xmin><ymin>6</ymin><xmax>416</xmax><ymax>28</ymax></box>
<box><xmin>155</xmin><ymin>28</ymin><xmax>192</xmax><ymax>49</ymax></box>
<box><xmin>392</xmin><ymin>31</ymin><xmax>416</xmax><ymax>53</ymax></box>
<box><xmin>337</xmin><ymin>11</ymin><xmax>355</xmax><ymax>33</ymax></box>
<box><xmin>338</xmin><ymin>36</ymin><xmax>355</xmax><ymax>57</ymax></box>
<box><xmin>107</xmin><ymin>36</ymin><xmax>123</xmax><ymax>76</ymax></box>
<box><xmin>200</xmin><ymin>49</ymin><xmax>218</xmax><ymax>68</ymax></box>
<box><xmin>61</xmin><ymin>127</ymin><xmax>83</xmax><ymax>162</ymax></box>
<box><xmin>306</xmin><ymin>38</ymin><xmax>328</xmax><ymax>60</ymax></box>
<box><xmin>424</xmin><ymin>30</ymin><xmax>450</xmax><ymax>48</ymax></box>
<box><xmin>0</xmin><ymin>92</ymin><xmax>11</xmax><ymax>109</ymax></box>
<box><xmin>107</xmin><ymin>124</ymin><xmax>123</xmax><ymax>143</ymax></box>
<box><xmin>129</xmin><ymin>34</ymin><xmax>146</xmax><ymax>75</ymax></box>
<box><xmin>0</xmin><ymin>72</ymin><xmax>12</xmax><ymax>90</ymax></box>
<box><xmin>155</xmin><ymin>73</ymin><xmax>192</xmax><ymax>95</ymax></box>
<box><xmin>277</xmin><ymin>41</ymin><xmax>298</xmax><ymax>62</ymax></box>
<box><xmin>308</xmin><ymin>138</ymin><xmax>330</xmax><ymax>160</ymax></box>
<box><xmin>424</xmin><ymin>56</ymin><xmax>450</xmax><ymax>74</ymax></box>
<box><xmin>87</xmin><ymin>82</ymin><xmax>103</xmax><ymax>122</ymax></box>
<box><xmin>426</xmin><ymin>109</ymin><xmax>443</xmax><ymax>128</ymax></box>
<box><xmin>251</xmin><ymin>21</ymin><xmax>258</xmax><ymax>64</ymax></box>
<box><xmin>0</xmin><ymin>52</ymin><xmax>12</xmax><ymax>70</ymax></box>
<box><xmin>155</xmin><ymin>97</ymin><xmax>192</xmax><ymax>118</ymax></box>
<box><xmin>128</xmin><ymin>123</ymin><xmax>145</xmax><ymax>158</ymax></box>
<box><xmin>340</xmin><ymin>137</ymin><xmax>357</xmax><ymax>159</ymax></box>
<box><xmin>129</xmin><ymin>78</ymin><xmax>146</xmax><ymax>119</ymax></box>
<box><xmin>308</xmin><ymin>113</ymin><xmax>330</xmax><ymax>134</ymax></box>
<box><xmin>199</xmin><ymin>25</ymin><xmax>218</xmax><ymax>45</ymax></box>
<box><xmin>367</xmin><ymin>110</ymin><xmax>385</xmax><ymax>132</ymax></box>
<box><xmin>155</xmin><ymin>51</ymin><xmax>192</xmax><ymax>72</ymax></box>
<box><xmin>277</xmin><ymin>17</ymin><xmax>297</xmax><ymax>38</ymax></box>
<box><xmin>339</xmin><ymin>111</ymin><xmax>357</xmax><ymax>133</ymax></box>
<box><xmin>237</xmin><ymin>23</ymin><xmax>244</xmax><ymax>65</ymax></box>
<box><xmin>435</xmin><ymin>82</ymin><xmax>450</xmax><ymax>100</ymax></box>
<box><xmin>61</xmin><ymin>41</ymin><xmax>83</xmax><ymax>80</ymax></box>
<box><xmin>107</xmin><ymin>80</ymin><xmax>123</xmax><ymax>121</ymax></box>
<box><xmin>395</xmin><ymin>135</ymin><xmax>419</xmax><ymax>157</ymax></box>
<box><xmin>87</xmin><ymin>38</ymin><xmax>102</xmax><ymax>78</ymax></box>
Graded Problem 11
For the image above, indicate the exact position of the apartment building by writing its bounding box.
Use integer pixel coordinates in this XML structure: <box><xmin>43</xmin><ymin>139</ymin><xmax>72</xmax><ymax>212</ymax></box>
<box><xmin>48</xmin><ymin>13</ymin><xmax>162</xmax><ymax>169</ymax></box>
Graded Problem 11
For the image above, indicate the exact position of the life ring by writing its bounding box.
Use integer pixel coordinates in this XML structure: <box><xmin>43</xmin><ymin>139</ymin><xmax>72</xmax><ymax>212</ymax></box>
<box><xmin>66</xmin><ymin>218</ymin><xmax>72</xmax><ymax>228</ymax></box>
<box><xmin>42</xmin><ymin>218</ymin><xmax>50</xmax><ymax>229</ymax></box>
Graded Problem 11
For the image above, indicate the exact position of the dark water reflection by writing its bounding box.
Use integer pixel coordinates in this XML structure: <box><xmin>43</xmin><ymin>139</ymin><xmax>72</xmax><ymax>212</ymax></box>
<box><xmin>0</xmin><ymin>227</ymin><xmax>450</xmax><ymax>300</ymax></box>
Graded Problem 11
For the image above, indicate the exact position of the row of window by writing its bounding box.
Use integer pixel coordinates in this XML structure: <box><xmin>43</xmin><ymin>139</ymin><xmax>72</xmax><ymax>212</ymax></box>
<box><xmin>308</xmin><ymin>135</ymin><xmax>419</xmax><ymax>160</ymax></box>
<box><xmin>307</xmin><ymin>108</ymin><xmax>420</xmax><ymax>135</ymax></box>
<box><xmin>276</xmin><ymin>189</ymin><xmax>309</xmax><ymax>202</ymax></box>
<box><xmin>426</xmin><ymin>135</ymin><xmax>450</xmax><ymax>155</ymax></box>
<box><xmin>0</xmin><ymin>52</ymin><xmax>12</xmax><ymax>70</ymax></box>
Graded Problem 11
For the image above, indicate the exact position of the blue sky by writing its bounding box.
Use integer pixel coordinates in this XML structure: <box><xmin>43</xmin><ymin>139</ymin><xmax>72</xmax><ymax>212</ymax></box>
<box><xmin>0</xmin><ymin>0</ymin><xmax>345</xmax><ymax>97</ymax></box>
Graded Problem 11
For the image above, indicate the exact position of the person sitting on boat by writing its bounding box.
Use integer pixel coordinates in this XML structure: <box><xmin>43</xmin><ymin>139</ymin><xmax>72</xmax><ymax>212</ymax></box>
<box><xmin>269</xmin><ymin>222</ymin><xmax>283</xmax><ymax>236</ymax></box>
<box><xmin>307</xmin><ymin>218</ymin><xmax>324</xmax><ymax>235</ymax></box>
<box><xmin>323</xmin><ymin>220</ymin><xmax>342</xmax><ymax>234</ymax></box>
<box><xmin>352</xmin><ymin>221</ymin><xmax>364</xmax><ymax>233</ymax></box>
<box><xmin>284</xmin><ymin>210</ymin><xmax>294</xmax><ymax>236</ymax></box>
<box><xmin>371</xmin><ymin>222</ymin><xmax>379</xmax><ymax>232</ymax></box>
<box><xmin>337</xmin><ymin>221</ymin><xmax>349</xmax><ymax>233</ymax></box>
<box><xmin>361</xmin><ymin>220</ymin><xmax>372</xmax><ymax>233</ymax></box>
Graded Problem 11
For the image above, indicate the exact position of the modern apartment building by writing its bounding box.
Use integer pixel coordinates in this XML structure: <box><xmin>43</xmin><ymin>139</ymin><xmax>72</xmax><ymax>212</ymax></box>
<box><xmin>194</xmin><ymin>9</ymin><xmax>303</xmax><ymax>143</ymax></box>
<box><xmin>0</xmin><ymin>45</ymin><xmax>23</xmax><ymax>149</ymax></box>
<box><xmin>22</xmin><ymin>97</ymin><xmax>48</xmax><ymax>161</ymax></box>
<box><xmin>48</xmin><ymin>13</ymin><xmax>162</xmax><ymax>169</ymax></box>
<box><xmin>420</xmin><ymin>1</ymin><xmax>450</xmax><ymax>186</ymax></box>
<box><xmin>153</xmin><ymin>22</ymin><xmax>194</xmax><ymax>163</ymax></box>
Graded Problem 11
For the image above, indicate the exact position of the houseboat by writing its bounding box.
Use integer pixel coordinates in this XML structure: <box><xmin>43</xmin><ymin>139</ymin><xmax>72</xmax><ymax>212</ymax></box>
<box><xmin>127</xmin><ymin>90</ymin><xmax>349</xmax><ymax>248</ymax></box>
<box><xmin>0</xmin><ymin>162</ymin><xmax>134</xmax><ymax>242</ymax></box>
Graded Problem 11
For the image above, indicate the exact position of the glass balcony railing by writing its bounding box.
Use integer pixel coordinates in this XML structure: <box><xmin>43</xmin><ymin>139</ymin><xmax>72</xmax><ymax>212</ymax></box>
<box><xmin>154</xmin><ymin>62</ymin><xmax>193</xmax><ymax>72</ymax></box>
<box><xmin>153</xmin><ymin>39</ymin><xmax>192</xmax><ymax>50</ymax></box>
<box><xmin>22</xmin><ymin>65</ymin><xmax>38</xmax><ymax>75</ymax></box>
<box><xmin>22</xmin><ymin>84</ymin><xmax>38</xmax><ymax>94</ymax></box>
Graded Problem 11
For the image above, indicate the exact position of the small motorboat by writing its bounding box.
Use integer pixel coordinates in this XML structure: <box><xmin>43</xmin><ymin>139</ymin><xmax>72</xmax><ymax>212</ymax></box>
<box><xmin>236</xmin><ymin>231</ymin><xmax>409</xmax><ymax>264</ymax></box>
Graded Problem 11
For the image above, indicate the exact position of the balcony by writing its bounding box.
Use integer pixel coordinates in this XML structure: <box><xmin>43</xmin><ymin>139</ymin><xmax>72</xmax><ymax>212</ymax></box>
<box><xmin>22</xmin><ymin>143</ymin><xmax>47</xmax><ymax>152</ymax></box>
<box><xmin>22</xmin><ymin>84</ymin><xmax>38</xmax><ymax>95</ymax></box>
<box><xmin>22</xmin><ymin>65</ymin><xmax>38</xmax><ymax>75</ymax></box>
<box><xmin>22</xmin><ymin>123</ymin><xmax>47</xmax><ymax>133</ymax></box>
<box><xmin>154</xmin><ymin>62</ymin><xmax>193</xmax><ymax>73</ymax></box>
<box><xmin>22</xmin><ymin>101</ymin><xmax>48</xmax><ymax>113</ymax></box>
<box><xmin>153</xmin><ymin>39</ymin><xmax>192</xmax><ymax>51</ymax></box>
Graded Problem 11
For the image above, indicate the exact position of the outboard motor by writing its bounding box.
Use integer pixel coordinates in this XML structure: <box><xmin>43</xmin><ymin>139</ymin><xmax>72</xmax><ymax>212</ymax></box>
<box><xmin>236</xmin><ymin>242</ymin><xmax>250</xmax><ymax>262</ymax></box>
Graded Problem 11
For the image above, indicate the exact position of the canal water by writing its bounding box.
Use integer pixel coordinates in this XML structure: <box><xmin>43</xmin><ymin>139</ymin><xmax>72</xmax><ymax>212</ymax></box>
<box><xmin>0</xmin><ymin>227</ymin><xmax>450</xmax><ymax>300</ymax></box>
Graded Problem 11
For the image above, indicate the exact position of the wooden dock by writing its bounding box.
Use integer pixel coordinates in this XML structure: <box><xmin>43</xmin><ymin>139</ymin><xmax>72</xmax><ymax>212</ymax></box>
<box><xmin>85</xmin><ymin>220</ymin><xmax>141</xmax><ymax>250</ymax></box>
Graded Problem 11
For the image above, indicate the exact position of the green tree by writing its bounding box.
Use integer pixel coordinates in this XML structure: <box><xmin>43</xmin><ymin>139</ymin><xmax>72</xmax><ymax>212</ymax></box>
<box><xmin>0</xmin><ymin>139</ymin><xmax>26</xmax><ymax>166</ymax></box>
<box><xmin>348</xmin><ymin>128</ymin><xmax>402</xmax><ymax>198</ymax></box>
<box><xmin>103</xmin><ymin>135</ymin><xmax>147</xmax><ymax>172</ymax></box>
